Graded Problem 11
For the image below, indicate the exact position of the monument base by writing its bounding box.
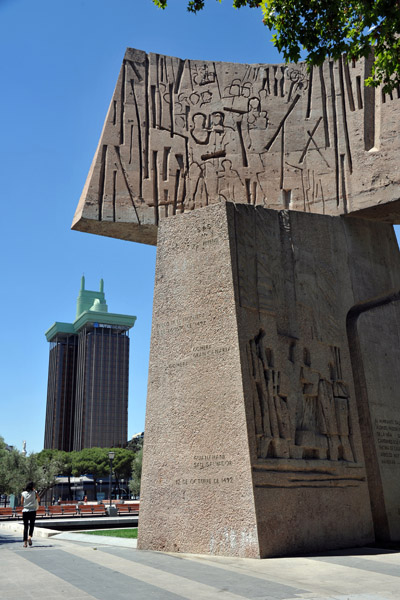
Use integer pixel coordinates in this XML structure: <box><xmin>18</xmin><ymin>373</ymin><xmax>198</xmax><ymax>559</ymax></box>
<box><xmin>138</xmin><ymin>202</ymin><xmax>400</xmax><ymax>558</ymax></box>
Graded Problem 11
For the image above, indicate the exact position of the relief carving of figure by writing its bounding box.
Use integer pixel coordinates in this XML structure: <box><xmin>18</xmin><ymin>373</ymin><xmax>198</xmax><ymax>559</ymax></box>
<box><xmin>329</xmin><ymin>347</ymin><xmax>355</xmax><ymax>461</ymax></box>
<box><xmin>209</xmin><ymin>111</ymin><xmax>228</xmax><ymax>149</ymax></box>
<box><xmin>190</xmin><ymin>111</ymin><xmax>235</xmax><ymax>206</ymax></box>
<box><xmin>296</xmin><ymin>365</ymin><xmax>330</xmax><ymax>459</ymax></box>
<box><xmin>249</xmin><ymin>337</ymin><xmax>355</xmax><ymax>462</ymax></box>
<box><xmin>190</xmin><ymin>113</ymin><xmax>210</xmax><ymax>145</ymax></box>
<box><xmin>193</xmin><ymin>63</ymin><xmax>216</xmax><ymax>86</ymax></box>
<box><xmin>225</xmin><ymin>78</ymin><xmax>253</xmax><ymax>99</ymax></box>
<box><xmin>188</xmin><ymin>160</ymin><xmax>208</xmax><ymax>209</ymax></box>
<box><xmin>245</xmin><ymin>97</ymin><xmax>269</xmax><ymax>152</ymax></box>
<box><xmin>216</xmin><ymin>159</ymin><xmax>244</xmax><ymax>202</ymax></box>
<box><xmin>239</xmin><ymin>97</ymin><xmax>269</xmax><ymax>204</ymax></box>
<box><xmin>249</xmin><ymin>331</ymin><xmax>292</xmax><ymax>459</ymax></box>
<box><xmin>295</xmin><ymin>347</ymin><xmax>355</xmax><ymax>461</ymax></box>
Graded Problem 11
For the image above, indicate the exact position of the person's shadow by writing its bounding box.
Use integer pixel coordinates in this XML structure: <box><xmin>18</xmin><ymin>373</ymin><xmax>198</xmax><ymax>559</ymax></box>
<box><xmin>0</xmin><ymin>533</ymin><xmax>55</xmax><ymax>548</ymax></box>
<box><xmin>0</xmin><ymin>537</ymin><xmax>22</xmax><ymax>546</ymax></box>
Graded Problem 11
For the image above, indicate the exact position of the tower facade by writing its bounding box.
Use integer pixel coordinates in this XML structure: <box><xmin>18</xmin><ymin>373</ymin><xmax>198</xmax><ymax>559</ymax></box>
<box><xmin>44</xmin><ymin>278</ymin><xmax>136</xmax><ymax>451</ymax></box>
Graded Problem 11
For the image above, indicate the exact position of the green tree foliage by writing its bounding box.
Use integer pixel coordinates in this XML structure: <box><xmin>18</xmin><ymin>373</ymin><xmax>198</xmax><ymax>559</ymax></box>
<box><xmin>153</xmin><ymin>0</ymin><xmax>260</xmax><ymax>12</ymax></box>
<box><xmin>71</xmin><ymin>448</ymin><xmax>107</xmax><ymax>499</ymax></box>
<box><xmin>0</xmin><ymin>440</ymin><xmax>141</xmax><ymax>500</ymax></box>
<box><xmin>35</xmin><ymin>450</ymin><xmax>65</xmax><ymax>498</ymax></box>
<box><xmin>0</xmin><ymin>441</ymin><xmax>62</xmax><ymax>498</ymax></box>
<box><xmin>112</xmin><ymin>448</ymin><xmax>136</xmax><ymax>482</ymax></box>
<box><xmin>0</xmin><ymin>439</ymin><xmax>27</xmax><ymax>496</ymax></box>
<box><xmin>71</xmin><ymin>447</ymin><xmax>133</xmax><ymax>495</ymax></box>
<box><xmin>2</xmin><ymin>449</ymin><xmax>28</xmax><ymax>496</ymax></box>
<box><xmin>57</xmin><ymin>450</ymin><xmax>75</xmax><ymax>499</ymax></box>
<box><xmin>72</xmin><ymin>447</ymin><xmax>110</xmax><ymax>493</ymax></box>
<box><xmin>126</xmin><ymin>435</ymin><xmax>143</xmax><ymax>453</ymax></box>
<box><xmin>129</xmin><ymin>449</ymin><xmax>143</xmax><ymax>499</ymax></box>
<box><xmin>0</xmin><ymin>436</ymin><xmax>8</xmax><ymax>494</ymax></box>
<box><xmin>153</xmin><ymin>0</ymin><xmax>400</xmax><ymax>93</ymax></box>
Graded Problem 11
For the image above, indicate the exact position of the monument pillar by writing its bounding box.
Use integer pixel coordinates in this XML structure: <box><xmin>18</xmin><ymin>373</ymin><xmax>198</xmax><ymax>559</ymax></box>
<box><xmin>71</xmin><ymin>48</ymin><xmax>400</xmax><ymax>557</ymax></box>
<box><xmin>138</xmin><ymin>201</ymin><xmax>260</xmax><ymax>557</ymax></box>
<box><xmin>138</xmin><ymin>201</ymin><xmax>400</xmax><ymax>557</ymax></box>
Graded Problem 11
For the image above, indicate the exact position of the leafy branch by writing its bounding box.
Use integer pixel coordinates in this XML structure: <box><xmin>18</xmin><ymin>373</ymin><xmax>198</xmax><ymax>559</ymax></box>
<box><xmin>153</xmin><ymin>0</ymin><xmax>400</xmax><ymax>93</ymax></box>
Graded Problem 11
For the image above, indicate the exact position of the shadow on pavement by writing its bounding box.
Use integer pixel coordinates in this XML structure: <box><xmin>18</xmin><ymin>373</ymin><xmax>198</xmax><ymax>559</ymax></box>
<box><xmin>281</xmin><ymin>545</ymin><xmax>400</xmax><ymax>559</ymax></box>
<box><xmin>0</xmin><ymin>537</ymin><xmax>24</xmax><ymax>546</ymax></box>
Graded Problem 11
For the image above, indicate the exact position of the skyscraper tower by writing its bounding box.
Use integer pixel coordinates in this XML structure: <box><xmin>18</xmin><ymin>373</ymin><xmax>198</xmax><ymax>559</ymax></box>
<box><xmin>44</xmin><ymin>278</ymin><xmax>136</xmax><ymax>451</ymax></box>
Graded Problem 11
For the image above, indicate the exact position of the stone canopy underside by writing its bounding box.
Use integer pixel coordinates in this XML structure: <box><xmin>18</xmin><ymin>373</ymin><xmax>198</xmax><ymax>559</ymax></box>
<box><xmin>72</xmin><ymin>48</ymin><xmax>400</xmax><ymax>245</ymax></box>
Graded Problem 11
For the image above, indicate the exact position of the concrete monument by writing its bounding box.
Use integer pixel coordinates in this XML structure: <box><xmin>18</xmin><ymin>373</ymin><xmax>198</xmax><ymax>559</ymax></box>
<box><xmin>73</xmin><ymin>48</ymin><xmax>400</xmax><ymax>240</ymax></box>
<box><xmin>72</xmin><ymin>49</ymin><xmax>400</xmax><ymax>557</ymax></box>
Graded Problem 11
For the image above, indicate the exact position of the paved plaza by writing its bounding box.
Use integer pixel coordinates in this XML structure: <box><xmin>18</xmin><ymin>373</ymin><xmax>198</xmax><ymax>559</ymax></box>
<box><xmin>1</xmin><ymin>523</ymin><xmax>400</xmax><ymax>599</ymax></box>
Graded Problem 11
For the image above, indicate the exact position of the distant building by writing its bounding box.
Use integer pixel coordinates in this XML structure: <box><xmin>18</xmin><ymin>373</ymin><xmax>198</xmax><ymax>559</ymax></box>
<box><xmin>44</xmin><ymin>277</ymin><xmax>136</xmax><ymax>451</ymax></box>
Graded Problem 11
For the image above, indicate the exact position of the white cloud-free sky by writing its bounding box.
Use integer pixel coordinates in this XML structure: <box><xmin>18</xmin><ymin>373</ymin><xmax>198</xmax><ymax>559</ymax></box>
<box><xmin>1</xmin><ymin>0</ymin><xmax>398</xmax><ymax>453</ymax></box>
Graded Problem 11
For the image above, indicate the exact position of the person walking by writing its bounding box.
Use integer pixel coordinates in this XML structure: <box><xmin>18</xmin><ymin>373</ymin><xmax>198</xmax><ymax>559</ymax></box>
<box><xmin>21</xmin><ymin>482</ymin><xmax>40</xmax><ymax>547</ymax></box>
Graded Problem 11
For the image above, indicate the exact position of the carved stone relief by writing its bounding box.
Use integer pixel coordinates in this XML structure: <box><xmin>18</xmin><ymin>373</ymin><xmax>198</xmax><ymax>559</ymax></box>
<box><xmin>249</xmin><ymin>331</ymin><xmax>355</xmax><ymax>462</ymax></box>
<box><xmin>72</xmin><ymin>49</ymin><xmax>400</xmax><ymax>244</ymax></box>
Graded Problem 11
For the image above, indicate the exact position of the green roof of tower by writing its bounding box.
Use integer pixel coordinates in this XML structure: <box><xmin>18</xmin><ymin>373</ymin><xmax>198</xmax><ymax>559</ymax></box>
<box><xmin>45</xmin><ymin>278</ymin><xmax>136</xmax><ymax>342</ymax></box>
<box><xmin>76</xmin><ymin>275</ymin><xmax>108</xmax><ymax>318</ymax></box>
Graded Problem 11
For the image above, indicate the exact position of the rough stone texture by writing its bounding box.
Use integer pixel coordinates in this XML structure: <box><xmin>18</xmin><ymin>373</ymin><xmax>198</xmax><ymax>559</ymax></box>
<box><xmin>72</xmin><ymin>49</ymin><xmax>400</xmax><ymax>244</ymax></box>
<box><xmin>73</xmin><ymin>47</ymin><xmax>400</xmax><ymax>558</ymax></box>
<box><xmin>138</xmin><ymin>201</ymin><xmax>400</xmax><ymax>558</ymax></box>
<box><xmin>137</xmin><ymin>202</ymin><xmax>260</xmax><ymax>557</ymax></box>
<box><xmin>352</xmin><ymin>301</ymin><xmax>400</xmax><ymax>541</ymax></box>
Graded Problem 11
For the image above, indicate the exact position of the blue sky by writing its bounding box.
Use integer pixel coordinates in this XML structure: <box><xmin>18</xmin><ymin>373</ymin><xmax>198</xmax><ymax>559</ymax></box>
<box><xmin>0</xmin><ymin>0</ymin><xmax>285</xmax><ymax>453</ymax></box>
<box><xmin>1</xmin><ymin>0</ymin><xmax>398</xmax><ymax>453</ymax></box>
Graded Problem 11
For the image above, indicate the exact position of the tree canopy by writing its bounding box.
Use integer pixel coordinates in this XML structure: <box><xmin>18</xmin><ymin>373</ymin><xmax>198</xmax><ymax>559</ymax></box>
<box><xmin>129</xmin><ymin>448</ymin><xmax>143</xmax><ymax>498</ymax></box>
<box><xmin>153</xmin><ymin>0</ymin><xmax>400</xmax><ymax>93</ymax></box>
<box><xmin>0</xmin><ymin>438</ymin><xmax>140</xmax><ymax>500</ymax></box>
<box><xmin>0</xmin><ymin>441</ymin><xmax>63</xmax><ymax>498</ymax></box>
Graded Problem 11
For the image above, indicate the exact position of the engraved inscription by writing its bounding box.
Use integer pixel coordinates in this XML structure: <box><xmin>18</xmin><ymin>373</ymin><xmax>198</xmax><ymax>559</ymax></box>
<box><xmin>154</xmin><ymin>315</ymin><xmax>207</xmax><ymax>336</ymax></box>
<box><xmin>175</xmin><ymin>477</ymin><xmax>234</xmax><ymax>485</ymax></box>
<box><xmin>193</xmin><ymin>454</ymin><xmax>233</xmax><ymax>469</ymax></box>
<box><xmin>192</xmin><ymin>345</ymin><xmax>231</xmax><ymax>359</ymax></box>
<box><xmin>165</xmin><ymin>221</ymin><xmax>223</xmax><ymax>252</ymax></box>
<box><xmin>375</xmin><ymin>418</ymin><xmax>400</xmax><ymax>465</ymax></box>
<box><xmin>174</xmin><ymin>453</ymin><xmax>235</xmax><ymax>486</ymax></box>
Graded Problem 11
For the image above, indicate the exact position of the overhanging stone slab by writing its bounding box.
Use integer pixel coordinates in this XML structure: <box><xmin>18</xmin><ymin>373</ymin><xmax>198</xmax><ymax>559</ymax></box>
<box><xmin>72</xmin><ymin>49</ymin><xmax>400</xmax><ymax>244</ymax></box>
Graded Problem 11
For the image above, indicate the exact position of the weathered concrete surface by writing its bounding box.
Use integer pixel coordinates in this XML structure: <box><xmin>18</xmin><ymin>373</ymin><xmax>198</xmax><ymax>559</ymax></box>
<box><xmin>72</xmin><ymin>46</ymin><xmax>400</xmax><ymax>560</ymax></box>
<box><xmin>351</xmin><ymin>301</ymin><xmax>400</xmax><ymax>542</ymax></box>
<box><xmin>138</xmin><ymin>201</ymin><xmax>400</xmax><ymax>558</ymax></box>
<box><xmin>138</xmin><ymin>201</ymin><xmax>260</xmax><ymax>557</ymax></box>
<box><xmin>72</xmin><ymin>49</ymin><xmax>400</xmax><ymax>244</ymax></box>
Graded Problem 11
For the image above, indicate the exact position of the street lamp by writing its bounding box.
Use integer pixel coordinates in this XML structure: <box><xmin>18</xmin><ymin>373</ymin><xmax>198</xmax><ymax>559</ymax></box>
<box><xmin>108</xmin><ymin>451</ymin><xmax>115</xmax><ymax>511</ymax></box>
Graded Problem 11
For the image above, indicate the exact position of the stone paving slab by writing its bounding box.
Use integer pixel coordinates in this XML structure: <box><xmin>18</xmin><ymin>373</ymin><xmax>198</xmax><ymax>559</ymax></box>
<box><xmin>53</xmin><ymin>531</ymin><xmax>137</xmax><ymax>548</ymax></box>
<box><xmin>1</xmin><ymin>527</ymin><xmax>400</xmax><ymax>600</ymax></box>
<box><xmin>0</xmin><ymin>516</ymin><xmax>138</xmax><ymax>539</ymax></box>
